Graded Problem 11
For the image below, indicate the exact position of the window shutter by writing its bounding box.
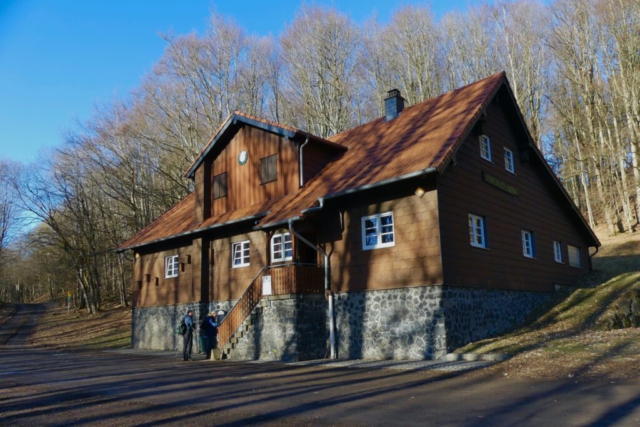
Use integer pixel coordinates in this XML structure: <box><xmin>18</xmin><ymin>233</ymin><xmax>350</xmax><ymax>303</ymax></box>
<box><xmin>213</xmin><ymin>172</ymin><xmax>227</xmax><ymax>199</ymax></box>
<box><xmin>260</xmin><ymin>154</ymin><xmax>277</xmax><ymax>184</ymax></box>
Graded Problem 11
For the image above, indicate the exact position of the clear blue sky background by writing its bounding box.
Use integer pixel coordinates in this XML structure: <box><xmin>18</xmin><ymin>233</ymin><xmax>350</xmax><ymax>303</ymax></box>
<box><xmin>0</xmin><ymin>0</ymin><xmax>477</xmax><ymax>164</ymax></box>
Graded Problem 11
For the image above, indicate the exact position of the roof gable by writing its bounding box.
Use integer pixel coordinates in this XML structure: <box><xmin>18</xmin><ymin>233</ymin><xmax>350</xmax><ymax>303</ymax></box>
<box><xmin>184</xmin><ymin>111</ymin><xmax>345</xmax><ymax>179</ymax></box>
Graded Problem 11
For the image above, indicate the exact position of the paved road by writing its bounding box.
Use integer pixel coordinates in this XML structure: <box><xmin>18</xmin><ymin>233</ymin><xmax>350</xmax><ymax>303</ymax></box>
<box><xmin>0</xmin><ymin>303</ymin><xmax>44</xmax><ymax>346</ymax></box>
<box><xmin>1</xmin><ymin>305</ymin><xmax>639</xmax><ymax>426</ymax></box>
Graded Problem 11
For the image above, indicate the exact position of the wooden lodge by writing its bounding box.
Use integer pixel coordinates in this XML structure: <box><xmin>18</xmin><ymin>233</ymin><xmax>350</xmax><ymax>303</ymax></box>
<box><xmin>117</xmin><ymin>72</ymin><xmax>599</xmax><ymax>361</ymax></box>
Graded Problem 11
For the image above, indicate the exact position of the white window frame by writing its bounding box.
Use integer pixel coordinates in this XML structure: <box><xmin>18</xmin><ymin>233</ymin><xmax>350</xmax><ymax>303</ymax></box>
<box><xmin>568</xmin><ymin>245</ymin><xmax>582</xmax><ymax>268</ymax></box>
<box><xmin>504</xmin><ymin>147</ymin><xmax>515</xmax><ymax>173</ymax></box>
<box><xmin>468</xmin><ymin>214</ymin><xmax>487</xmax><ymax>249</ymax></box>
<box><xmin>522</xmin><ymin>230</ymin><xmax>535</xmax><ymax>258</ymax></box>
<box><xmin>271</xmin><ymin>232</ymin><xmax>293</xmax><ymax>262</ymax></box>
<box><xmin>231</xmin><ymin>240</ymin><xmax>250</xmax><ymax>268</ymax></box>
<box><xmin>553</xmin><ymin>241</ymin><xmax>563</xmax><ymax>263</ymax></box>
<box><xmin>479</xmin><ymin>135</ymin><xmax>492</xmax><ymax>161</ymax></box>
<box><xmin>165</xmin><ymin>255</ymin><xmax>179</xmax><ymax>278</ymax></box>
<box><xmin>361</xmin><ymin>212</ymin><xmax>395</xmax><ymax>250</ymax></box>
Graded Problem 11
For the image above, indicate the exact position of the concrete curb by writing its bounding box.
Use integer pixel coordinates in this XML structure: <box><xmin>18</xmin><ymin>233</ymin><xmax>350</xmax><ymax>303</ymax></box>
<box><xmin>442</xmin><ymin>353</ymin><xmax>511</xmax><ymax>362</ymax></box>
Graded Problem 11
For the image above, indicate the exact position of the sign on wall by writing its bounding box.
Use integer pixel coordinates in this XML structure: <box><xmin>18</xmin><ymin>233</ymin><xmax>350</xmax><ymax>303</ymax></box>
<box><xmin>262</xmin><ymin>275</ymin><xmax>272</xmax><ymax>296</ymax></box>
<box><xmin>482</xmin><ymin>171</ymin><xmax>518</xmax><ymax>197</ymax></box>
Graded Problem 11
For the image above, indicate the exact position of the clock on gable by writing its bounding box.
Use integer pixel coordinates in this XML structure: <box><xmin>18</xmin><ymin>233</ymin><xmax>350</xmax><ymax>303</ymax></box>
<box><xmin>238</xmin><ymin>150</ymin><xmax>248</xmax><ymax>165</ymax></box>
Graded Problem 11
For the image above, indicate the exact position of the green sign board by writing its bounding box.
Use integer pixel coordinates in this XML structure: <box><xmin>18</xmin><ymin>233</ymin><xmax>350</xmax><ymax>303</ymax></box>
<box><xmin>482</xmin><ymin>171</ymin><xmax>518</xmax><ymax>197</ymax></box>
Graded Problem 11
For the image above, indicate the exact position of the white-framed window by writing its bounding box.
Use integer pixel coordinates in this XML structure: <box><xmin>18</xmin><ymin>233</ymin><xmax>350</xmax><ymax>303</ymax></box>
<box><xmin>504</xmin><ymin>147</ymin><xmax>515</xmax><ymax>173</ymax></box>
<box><xmin>165</xmin><ymin>255</ymin><xmax>179</xmax><ymax>278</ymax></box>
<box><xmin>479</xmin><ymin>135</ymin><xmax>492</xmax><ymax>161</ymax></box>
<box><xmin>568</xmin><ymin>245</ymin><xmax>582</xmax><ymax>268</ymax></box>
<box><xmin>362</xmin><ymin>212</ymin><xmax>395</xmax><ymax>250</ymax></box>
<box><xmin>468</xmin><ymin>214</ymin><xmax>487</xmax><ymax>248</ymax></box>
<box><xmin>232</xmin><ymin>241</ymin><xmax>250</xmax><ymax>268</ymax></box>
<box><xmin>271</xmin><ymin>232</ymin><xmax>293</xmax><ymax>262</ymax></box>
<box><xmin>553</xmin><ymin>241</ymin><xmax>563</xmax><ymax>263</ymax></box>
<box><xmin>522</xmin><ymin>230</ymin><xmax>535</xmax><ymax>258</ymax></box>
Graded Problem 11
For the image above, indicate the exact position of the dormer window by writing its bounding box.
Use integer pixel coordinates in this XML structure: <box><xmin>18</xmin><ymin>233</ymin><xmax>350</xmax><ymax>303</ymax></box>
<box><xmin>504</xmin><ymin>147</ymin><xmax>515</xmax><ymax>173</ymax></box>
<box><xmin>479</xmin><ymin>135</ymin><xmax>492</xmax><ymax>161</ymax></box>
<box><xmin>260</xmin><ymin>154</ymin><xmax>277</xmax><ymax>184</ymax></box>
<box><xmin>213</xmin><ymin>172</ymin><xmax>228</xmax><ymax>199</ymax></box>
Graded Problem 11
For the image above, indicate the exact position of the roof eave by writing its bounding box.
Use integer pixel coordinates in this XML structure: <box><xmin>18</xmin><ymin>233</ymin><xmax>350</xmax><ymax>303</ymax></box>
<box><xmin>115</xmin><ymin>212</ymin><xmax>268</xmax><ymax>253</ymax></box>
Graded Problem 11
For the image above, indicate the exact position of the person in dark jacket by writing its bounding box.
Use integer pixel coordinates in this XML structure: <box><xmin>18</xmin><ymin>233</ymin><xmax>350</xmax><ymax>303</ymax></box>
<box><xmin>203</xmin><ymin>312</ymin><xmax>218</xmax><ymax>359</ymax></box>
<box><xmin>183</xmin><ymin>310</ymin><xmax>195</xmax><ymax>361</ymax></box>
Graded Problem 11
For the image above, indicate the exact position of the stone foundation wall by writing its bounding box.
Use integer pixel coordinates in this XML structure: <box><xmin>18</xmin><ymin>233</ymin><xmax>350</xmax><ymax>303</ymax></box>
<box><xmin>332</xmin><ymin>285</ymin><xmax>551</xmax><ymax>360</ymax></box>
<box><xmin>132</xmin><ymin>285</ymin><xmax>551</xmax><ymax>360</ymax></box>
<box><xmin>229</xmin><ymin>294</ymin><xmax>326</xmax><ymax>362</ymax></box>
<box><xmin>132</xmin><ymin>301</ymin><xmax>208</xmax><ymax>351</ymax></box>
<box><xmin>332</xmin><ymin>286</ymin><xmax>446</xmax><ymax>360</ymax></box>
<box><xmin>443</xmin><ymin>286</ymin><xmax>551</xmax><ymax>351</ymax></box>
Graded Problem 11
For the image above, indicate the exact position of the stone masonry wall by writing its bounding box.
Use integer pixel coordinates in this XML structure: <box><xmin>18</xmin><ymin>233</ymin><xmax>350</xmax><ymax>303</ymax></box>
<box><xmin>132</xmin><ymin>301</ymin><xmax>208</xmax><ymax>352</ymax></box>
<box><xmin>443</xmin><ymin>286</ymin><xmax>551</xmax><ymax>351</ymax></box>
<box><xmin>332</xmin><ymin>285</ymin><xmax>551</xmax><ymax>360</ymax></box>
<box><xmin>333</xmin><ymin>286</ymin><xmax>446</xmax><ymax>360</ymax></box>
<box><xmin>132</xmin><ymin>285</ymin><xmax>551</xmax><ymax>360</ymax></box>
<box><xmin>229</xmin><ymin>295</ymin><xmax>326</xmax><ymax>362</ymax></box>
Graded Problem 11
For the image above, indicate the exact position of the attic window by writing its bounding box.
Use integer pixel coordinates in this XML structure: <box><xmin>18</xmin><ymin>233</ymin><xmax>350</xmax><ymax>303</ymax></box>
<box><xmin>479</xmin><ymin>135</ymin><xmax>492</xmax><ymax>161</ymax></box>
<box><xmin>213</xmin><ymin>172</ymin><xmax>228</xmax><ymax>199</ymax></box>
<box><xmin>260</xmin><ymin>154</ymin><xmax>277</xmax><ymax>184</ymax></box>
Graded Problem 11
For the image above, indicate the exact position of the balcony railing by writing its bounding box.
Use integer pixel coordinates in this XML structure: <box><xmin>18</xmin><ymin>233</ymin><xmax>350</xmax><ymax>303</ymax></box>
<box><xmin>217</xmin><ymin>263</ymin><xmax>324</xmax><ymax>351</ymax></box>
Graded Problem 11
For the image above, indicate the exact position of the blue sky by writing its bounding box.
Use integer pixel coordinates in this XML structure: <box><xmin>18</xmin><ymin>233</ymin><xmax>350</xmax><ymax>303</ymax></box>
<box><xmin>0</xmin><ymin>0</ymin><xmax>477</xmax><ymax>164</ymax></box>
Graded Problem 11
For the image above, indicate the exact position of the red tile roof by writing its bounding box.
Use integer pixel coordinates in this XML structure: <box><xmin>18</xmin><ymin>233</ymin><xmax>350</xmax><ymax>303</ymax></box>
<box><xmin>118</xmin><ymin>72</ymin><xmax>508</xmax><ymax>251</ymax></box>
<box><xmin>258</xmin><ymin>72</ymin><xmax>506</xmax><ymax>226</ymax></box>
<box><xmin>117</xmin><ymin>194</ymin><xmax>281</xmax><ymax>251</ymax></box>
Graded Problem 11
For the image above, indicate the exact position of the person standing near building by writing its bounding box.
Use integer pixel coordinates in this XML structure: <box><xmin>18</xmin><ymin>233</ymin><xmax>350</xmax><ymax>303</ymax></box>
<box><xmin>203</xmin><ymin>312</ymin><xmax>218</xmax><ymax>359</ymax></box>
<box><xmin>183</xmin><ymin>310</ymin><xmax>195</xmax><ymax>361</ymax></box>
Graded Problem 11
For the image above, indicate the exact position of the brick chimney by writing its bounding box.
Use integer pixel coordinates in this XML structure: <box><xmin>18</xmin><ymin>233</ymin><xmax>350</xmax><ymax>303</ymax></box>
<box><xmin>384</xmin><ymin>89</ymin><xmax>405</xmax><ymax>121</ymax></box>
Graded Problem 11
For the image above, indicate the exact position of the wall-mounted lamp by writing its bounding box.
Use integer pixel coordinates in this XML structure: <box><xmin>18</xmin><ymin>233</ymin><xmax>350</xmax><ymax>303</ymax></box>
<box><xmin>414</xmin><ymin>187</ymin><xmax>426</xmax><ymax>198</ymax></box>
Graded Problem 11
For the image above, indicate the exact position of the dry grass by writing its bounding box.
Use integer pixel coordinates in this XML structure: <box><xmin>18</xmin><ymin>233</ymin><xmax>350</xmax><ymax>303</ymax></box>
<box><xmin>27</xmin><ymin>301</ymin><xmax>131</xmax><ymax>350</ymax></box>
<box><xmin>0</xmin><ymin>302</ymin><xmax>18</xmax><ymax>326</ymax></box>
<box><xmin>461</xmin><ymin>226</ymin><xmax>640</xmax><ymax>380</ymax></box>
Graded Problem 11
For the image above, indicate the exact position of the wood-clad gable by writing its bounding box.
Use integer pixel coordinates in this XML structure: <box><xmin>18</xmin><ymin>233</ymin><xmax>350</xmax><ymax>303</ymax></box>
<box><xmin>194</xmin><ymin>125</ymin><xmax>301</xmax><ymax>219</ymax></box>
<box><xmin>438</xmin><ymin>91</ymin><xmax>593</xmax><ymax>292</ymax></box>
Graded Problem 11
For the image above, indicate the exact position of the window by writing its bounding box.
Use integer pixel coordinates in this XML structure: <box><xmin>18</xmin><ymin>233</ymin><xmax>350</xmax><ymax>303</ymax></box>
<box><xmin>553</xmin><ymin>241</ymin><xmax>563</xmax><ymax>263</ymax></box>
<box><xmin>232</xmin><ymin>241</ymin><xmax>250</xmax><ymax>268</ymax></box>
<box><xmin>568</xmin><ymin>245</ymin><xmax>582</xmax><ymax>267</ymax></box>
<box><xmin>504</xmin><ymin>147</ymin><xmax>515</xmax><ymax>173</ymax></box>
<box><xmin>165</xmin><ymin>255</ymin><xmax>179</xmax><ymax>278</ymax></box>
<box><xmin>479</xmin><ymin>135</ymin><xmax>492</xmax><ymax>161</ymax></box>
<box><xmin>468</xmin><ymin>214</ymin><xmax>487</xmax><ymax>248</ymax></box>
<box><xmin>271</xmin><ymin>233</ymin><xmax>293</xmax><ymax>262</ymax></box>
<box><xmin>259</xmin><ymin>154</ymin><xmax>277</xmax><ymax>184</ymax></box>
<box><xmin>362</xmin><ymin>212</ymin><xmax>395</xmax><ymax>250</ymax></box>
<box><xmin>213</xmin><ymin>172</ymin><xmax>228</xmax><ymax>199</ymax></box>
<box><xmin>522</xmin><ymin>230</ymin><xmax>535</xmax><ymax>258</ymax></box>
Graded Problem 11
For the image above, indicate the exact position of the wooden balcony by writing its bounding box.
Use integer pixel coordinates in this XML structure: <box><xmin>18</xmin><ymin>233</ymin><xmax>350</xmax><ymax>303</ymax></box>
<box><xmin>267</xmin><ymin>263</ymin><xmax>325</xmax><ymax>295</ymax></box>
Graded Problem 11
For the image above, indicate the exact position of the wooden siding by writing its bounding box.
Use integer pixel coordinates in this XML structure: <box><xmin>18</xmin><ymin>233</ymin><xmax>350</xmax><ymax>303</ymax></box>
<box><xmin>132</xmin><ymin>240</ymin><xmax>201</xmax><ymax>307</ymax></box>
<box><xmin>438</xmin><ymin>101</ymin><xmax>593</xmax><ymax>292</ymax></box>
<box><xmin>198</xmin><ymin>126</ymin><xmax>300</xmax><ymax>217</ymax></box>
<box><xmin>302</xmin><ymin>142</ymin><xmax>341</xmax><ymax>185</ymax></box>
<box><xmin>195</xmin><ymin>160</ymin><xmax>211</xmax><ymax>223</ymax></box>
<box><xmin>210</xmin><ymin>230</ymin><xmax>268</xmax><ymax>301</ymax></box>
<box><xmin>327</xmin><ymin>187</ymin><xmax>443</xmax><ymax>292</ymax></box>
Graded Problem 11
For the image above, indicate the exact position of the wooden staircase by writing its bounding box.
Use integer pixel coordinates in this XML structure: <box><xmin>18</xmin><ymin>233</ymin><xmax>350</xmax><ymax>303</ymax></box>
<box><xmin>215</xmin><ymin>264</ymin><xmax>324</xmax><ymax>359</ymax></box>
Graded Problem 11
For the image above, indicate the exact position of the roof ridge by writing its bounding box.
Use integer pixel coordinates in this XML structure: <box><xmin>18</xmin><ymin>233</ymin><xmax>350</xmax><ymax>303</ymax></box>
<box><xmin>327</xmin><ymin>71</ymin><xmax>506</xmax><ymax>142</ymax></box>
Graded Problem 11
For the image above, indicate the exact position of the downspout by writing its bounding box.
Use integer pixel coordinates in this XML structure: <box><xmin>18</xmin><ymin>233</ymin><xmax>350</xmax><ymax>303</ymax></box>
<box><xmin>588</xmin><ymin>246</ymin><xmax>599</xmax><ymax>272</ymax></box>
<box><xmin>288</xmin><ymin>219</ymin><xmax>336</xmax><ymax>359</ymax></box>
<box><xmin>299</xmin><ymin>136</ymin><xmax>310</xmax><ymax>187</ymax></box>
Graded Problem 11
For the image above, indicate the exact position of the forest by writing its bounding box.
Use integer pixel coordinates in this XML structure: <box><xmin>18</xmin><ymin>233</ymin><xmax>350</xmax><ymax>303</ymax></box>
<box><xmin>0</xmin><ymin>0</ymin><xmax>638</xmax><ymax>310</ymax></box>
